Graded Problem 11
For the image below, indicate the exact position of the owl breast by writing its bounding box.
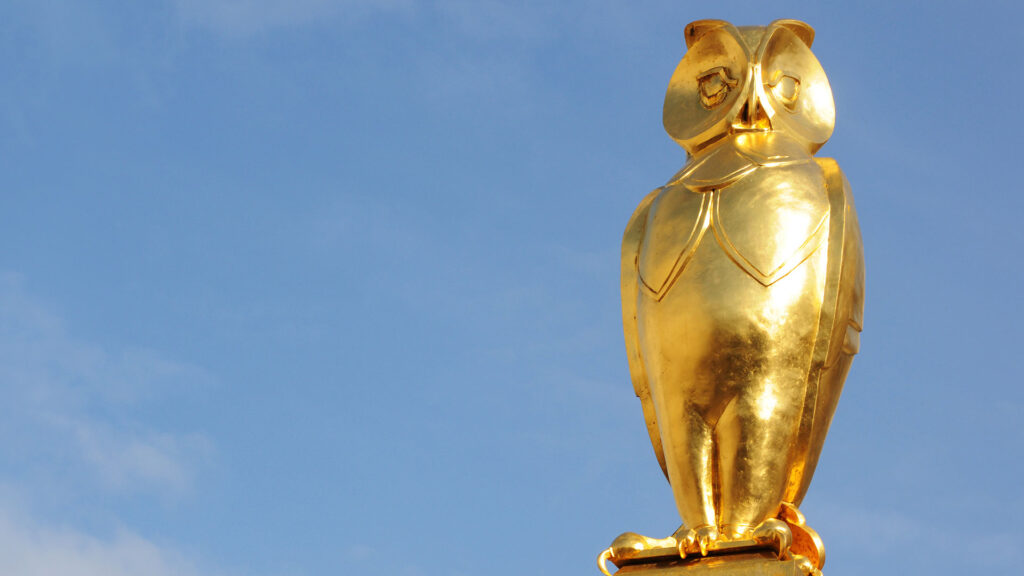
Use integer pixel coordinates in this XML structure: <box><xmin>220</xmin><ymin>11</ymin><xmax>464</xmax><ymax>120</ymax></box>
<box><xmin>638</xmin><ymin>134</ymin><xmax>830</xmax><ymax>298</ymax></box>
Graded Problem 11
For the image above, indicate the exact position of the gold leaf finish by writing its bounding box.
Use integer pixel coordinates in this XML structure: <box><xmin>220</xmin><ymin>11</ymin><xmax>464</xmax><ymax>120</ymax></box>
<box><xmin>607</xmin><ymin>19</ymin><xmax>862</xmax><ymax>576</ymax></box>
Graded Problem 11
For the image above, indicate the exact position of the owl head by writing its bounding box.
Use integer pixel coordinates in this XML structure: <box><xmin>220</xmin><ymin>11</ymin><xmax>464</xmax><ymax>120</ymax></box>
<box><xmin>663</xmin><ymin>19</ymin><xmax>835</xmax><ymax>155</ymax></box>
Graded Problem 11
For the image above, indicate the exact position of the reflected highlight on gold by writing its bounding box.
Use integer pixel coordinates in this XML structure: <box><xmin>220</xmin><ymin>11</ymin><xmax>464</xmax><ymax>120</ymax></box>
<box><xmin>603</xmin><ymin>19</ymin><xmax>863</xmax><ymax>576</ymax></box>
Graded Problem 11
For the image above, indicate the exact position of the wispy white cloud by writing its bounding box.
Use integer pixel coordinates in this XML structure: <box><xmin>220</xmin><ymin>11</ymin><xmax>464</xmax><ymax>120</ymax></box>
<box><xmin>0</xmin><ymin>507</ymin><xmax>206</xmax><ymax>576</ymax></box>
<box><xmin>62</xmin><ymin>418</ymin><xmax>212</xmax><ymax>493</ymax></box>
<box><xmin>0</xmin><ymin>272</ymin><xmax>214</xmax><ymax>495</ymax></box>
<box><xmin>0</xmin><ymin>272</ymin><xmax>222</xmax><ymax>572</ymax></box>
<box><xmin>172</xmin><ymin>0</ymin><xmax>415</xmax><ymax>36</ymax></box>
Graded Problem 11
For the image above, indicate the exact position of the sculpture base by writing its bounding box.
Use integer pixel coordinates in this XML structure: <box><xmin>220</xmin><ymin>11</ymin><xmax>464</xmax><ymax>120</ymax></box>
<box><xmin>616</xmin><ymin>551</ymin><xmax>805</xmax><ymax>576</ymax></box>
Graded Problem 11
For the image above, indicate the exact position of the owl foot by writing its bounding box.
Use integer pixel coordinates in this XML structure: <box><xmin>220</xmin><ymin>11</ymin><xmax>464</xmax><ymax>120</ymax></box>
<box><xmin>597</xmin><ymin>531</ymin><xmax>679</xmax><ymax>575</ymax></box>
<box><xmin>752</xmin><ymin>518</ymin><xmax>793</xmax><ymax>559</ymax></box>
<box><xmin>674</xmin><ymin>524</ymin><xmax>720</xmax><ymax>558</ymax></box>
<box><xmin>597</xmin><ymin>520</ymin><xmax>820</xmax><ymax>575</ymax></box>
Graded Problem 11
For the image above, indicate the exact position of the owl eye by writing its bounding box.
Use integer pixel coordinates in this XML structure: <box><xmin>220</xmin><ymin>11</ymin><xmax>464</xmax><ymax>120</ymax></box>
<box><xmin>697</xmin><ymin>67</ymin><xmax>738</xmax><ymax>110</ymax></box>
<box><xmin>766</xmin><ymin>71</ymin><xmax>801</xmax><ymax>111</ymax></box>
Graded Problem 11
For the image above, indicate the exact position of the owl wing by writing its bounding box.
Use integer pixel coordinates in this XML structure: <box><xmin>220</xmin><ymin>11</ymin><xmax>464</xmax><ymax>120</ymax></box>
<box><xmin>785</xmin><ymin>158</ymin><xmax>865</xmax><ymax>505</ymax></box>
<box><xmin>622</xmin><ymin>188</ymin><xmax>669</xmax><ymax>478</ymax></box>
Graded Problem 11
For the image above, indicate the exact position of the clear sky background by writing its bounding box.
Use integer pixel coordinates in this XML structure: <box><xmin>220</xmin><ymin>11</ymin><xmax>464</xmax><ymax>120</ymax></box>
<box><xmin>0</xmin><ymin>1</ymin><xmax>1021</xmax><ymax>575</ymax></box>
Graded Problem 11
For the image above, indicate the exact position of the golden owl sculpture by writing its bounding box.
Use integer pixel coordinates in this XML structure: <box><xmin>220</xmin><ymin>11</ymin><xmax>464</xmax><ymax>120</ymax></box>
<box><xmin>600</xmin><ymin>19</ymin><xmax>864</xmax><ymax>576</ymax></box>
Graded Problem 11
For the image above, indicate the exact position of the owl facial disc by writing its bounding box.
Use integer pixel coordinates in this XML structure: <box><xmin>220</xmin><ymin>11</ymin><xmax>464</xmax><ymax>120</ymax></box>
<box><xmin>664</xmin><ymin>20</ymin><xmax>835</xmax><ymax>155</ymax></box>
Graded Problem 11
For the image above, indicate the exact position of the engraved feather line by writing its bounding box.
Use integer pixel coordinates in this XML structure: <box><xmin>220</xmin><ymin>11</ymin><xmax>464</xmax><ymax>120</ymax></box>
<box><xmin>639</xmin><ymin>192</ymin><xmax>711</xmax><ymax>300</ymax></box>
<box><xmin>711</xmin><ymin>192</ymin><xmax>830</xmax><ymax>287</ymax></box>
<box><xmin>638</xmin><ymin>189</ymin><xmax>829</xmax><ymax>297</ymax></box>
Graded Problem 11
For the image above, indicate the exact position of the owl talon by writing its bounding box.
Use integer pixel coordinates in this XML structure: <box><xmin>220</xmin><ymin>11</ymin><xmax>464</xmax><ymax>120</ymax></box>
<box><xmin>597</xmin><ymin>548</ymin><xmax>615</xmax><ymax>576</ymax></box>
<box><xmin>601</xmin><ymin>531</ymin><xmax>679</xmax><ymax>571</ymax></box>
<box><xmin>753</xmin><ymin>518</ymin><xmax>792</xmax><ymax>559</ymax></box>
<box><xmin>675</xmin><ymin>525</ymin><xmax>719</xmax><ymax>558</ymax></box>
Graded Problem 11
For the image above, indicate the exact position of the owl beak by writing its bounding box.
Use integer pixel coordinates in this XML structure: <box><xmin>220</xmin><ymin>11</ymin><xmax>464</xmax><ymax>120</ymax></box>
<box><xmin>731</xmin><ymin>66</ymin><xmax>771</xmax><ymax>132</ymax></box>
<box><xmin>732</xmin><ymin>93</ymin><xmax>770</xmax><ymax>132</ymax></box>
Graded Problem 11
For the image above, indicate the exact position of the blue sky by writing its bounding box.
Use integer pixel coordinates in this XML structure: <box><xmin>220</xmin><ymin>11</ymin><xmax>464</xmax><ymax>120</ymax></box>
<box><xmin>0</xmin><ymin>1</ymin><xmax>1021</xmax><ymax>575</ymax></box>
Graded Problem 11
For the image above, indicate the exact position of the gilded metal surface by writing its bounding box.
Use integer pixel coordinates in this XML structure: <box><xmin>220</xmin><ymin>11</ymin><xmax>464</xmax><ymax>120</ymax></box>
<box><xmin>614</xmin><ymin>551</ymin><xmax>811</xmax><ymax>576</ymax></box>
<box><xmin>605</xmin><ymin>19</ymin><xmax>863</xmax><ymax>575</ymax></box>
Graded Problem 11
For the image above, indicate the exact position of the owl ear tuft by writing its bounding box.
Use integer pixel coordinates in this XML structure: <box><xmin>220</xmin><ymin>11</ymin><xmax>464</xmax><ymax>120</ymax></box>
<box><xmin>771</xmin><ymin>19</ymin><xmax>815</xmax><ymax>47</ymax></box>
<box><xmin>684</xmin><ymin>19</ymin><xmax>730</xmax><ymax>48</ymax></box>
